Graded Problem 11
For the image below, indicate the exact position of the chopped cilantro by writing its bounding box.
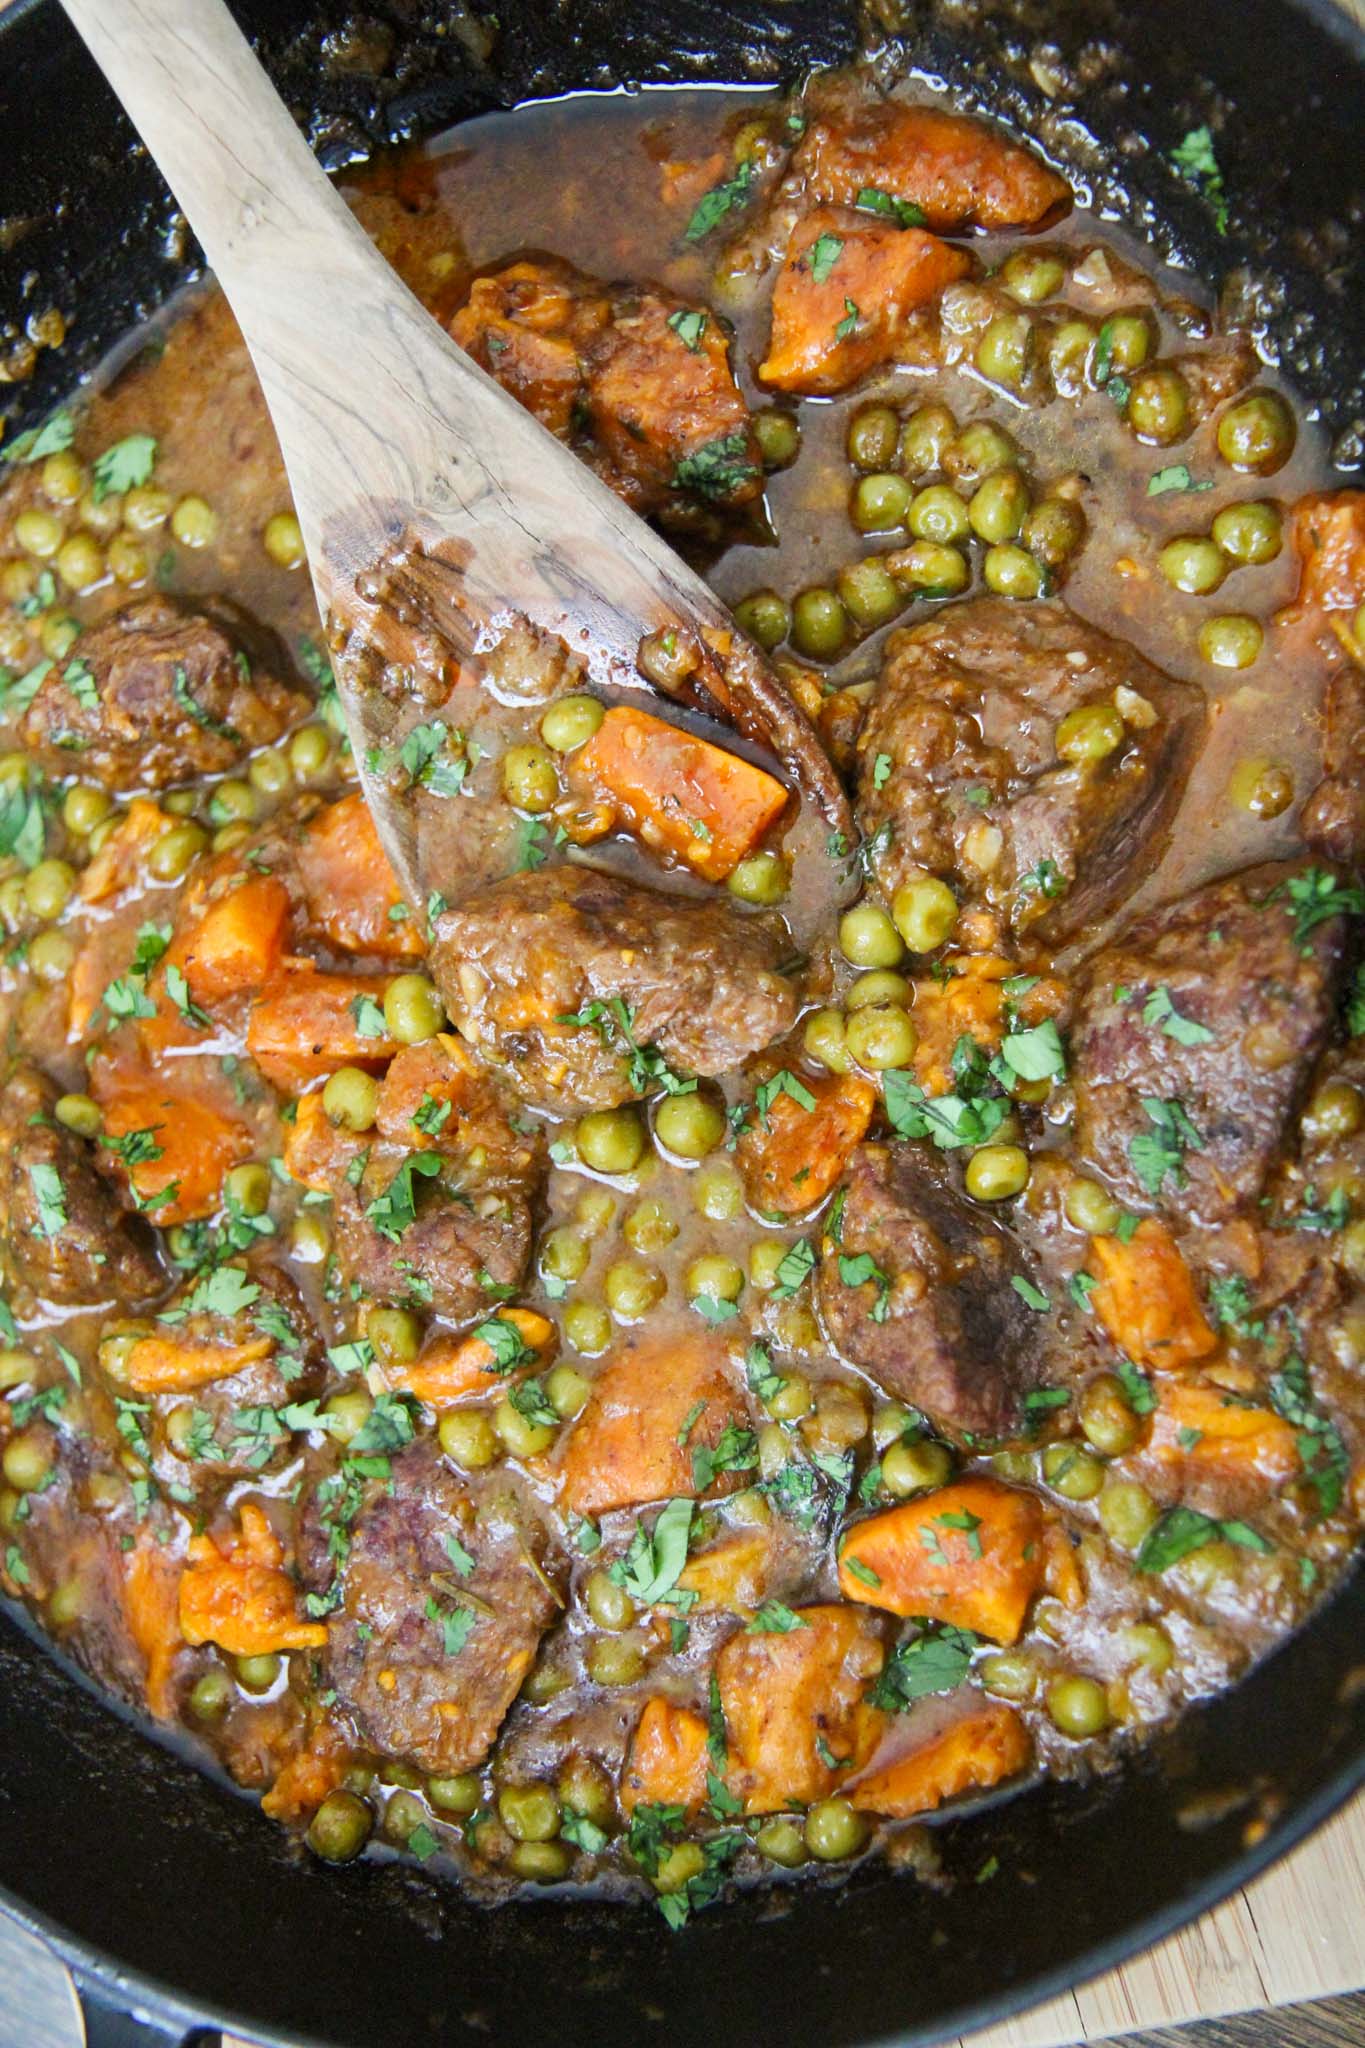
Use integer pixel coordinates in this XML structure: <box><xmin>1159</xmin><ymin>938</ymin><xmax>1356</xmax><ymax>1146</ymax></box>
<box><xmin>91</xmin><ymin>433</ymin><xmax>157</xmax><ymax>501</ymax></box>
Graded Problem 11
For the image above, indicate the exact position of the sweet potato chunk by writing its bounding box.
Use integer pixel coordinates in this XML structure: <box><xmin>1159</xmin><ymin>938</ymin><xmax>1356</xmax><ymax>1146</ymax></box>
<box><xmin>394</xmin><ymin>1309</ymin><xmax>554</xmax><ymax>1409</ymax></box>
<box><xmin>676</xmin><ymin>1528</ymin><xmax>776</xmax><ymax>1612</ymax></box>
<box><xmin>737</xmin><ymin>1070</ymin><xmax>876</xmax><ymax>1216</ymax></box>
<box><xmin>161</xmin><ymin>870</ymin><xmax>292</xmax><ymax>1009</ymax></box>
<box><xmin>121</xmin><ymin>1333</ymin><xmax>274</xmax><ymax>1396</ymax></box>
<box><xmin>122</xmin><ymin>1529</ymin><xmax>185</xmax><ymax>1721</ymax></box>
<box><xmin>1148</xmin><ymin>1379</ymin><xmax>1299</xmax><ymax>1486</ymax></box>
<box><xmin>374</xmin><ymin>1035</ymin><xmax>482</xmax><ymax>1146</ymax></box>
<box><xmin>759</xmin><ymin>208</ymin><xmax>970</xmax><ymax>396</ymax></box>
<box><xmin>569</xmin><ymin>706</ymin><xmax>788</xmax><ymax>883</ymax></box>
<box><xmin>717</xmin><ymin>1603</ymin><xmax>886</xmax><ymax>1813</ymax></box>
<box><xmin>849</xmin><ymin>1697</ymin><xmax>1031</xmax><ymax>1817</ymax></box>
<box><xmin>246</xmin><ymin>963</ymin><xmax>397</xmax><ymax>1091</ymax></box>
<box><xmin>93</xmin><ymin>1067</ymin><xmax>251</xmax><ymax>1224</ymax></box>
<box><xmin>909</xmin><ymin>954</ymin><xmax>1010</xmax><ymax>1096</ymax></box>
<box><xmin>620</xmin><ymin>1696</ymin><xmax>710</xmax><ymax>1815</ymax></box>
<box><xmin>557</xmin><ymin>1332</ymin><xmax>746</xmax><ymax>1516</ymax></box>
<box><xmin>261</xmin><ymin>1721</ymin><xmax>352</xmax><ymax>1822</ymax></box>
<box><xmin>179</xmin><ymin>1503</ymin><xmax>327</xmax><ymax>1656</ymax></box>
<box><xmin>1088</xmin><ymin>1221</ymin><xmax>1219</xmax><ymax>1373</ymax></box>
<box><xmin>295</xmin><ymin>791</ymin><xmax>423</xmax><ymax>962</ymax></box>
<box><xmin>78</xmin><ymin>797</ymin><xmax>171</xmax><ymax>905</ymax></box>
<box><xmin>788</xmin><ymin>82</ymin><xmax>1072</xmax><ymax>233</ymax></box>
<box><xmin>1285</xmin><ymin>489</ymin><xmax>1365</xmax><ymax>635</ymax></box>
<box><xmin>837</xmin><ymin>1479</ymin><xmax>1044</xmax><ymax>1642</ymax></box>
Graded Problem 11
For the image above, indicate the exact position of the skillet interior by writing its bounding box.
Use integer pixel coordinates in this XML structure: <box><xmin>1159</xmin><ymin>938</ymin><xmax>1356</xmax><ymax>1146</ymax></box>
<box><xmin>0</xmin><ymin>2</ymin><xmax>1362</xmax><ymax>2044</ymax></box>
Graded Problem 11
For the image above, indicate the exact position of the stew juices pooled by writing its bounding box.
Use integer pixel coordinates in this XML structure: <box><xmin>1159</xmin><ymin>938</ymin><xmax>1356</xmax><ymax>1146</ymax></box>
<box><xmin>0</xmin><ymin>67</ymin><xmax>1362</xmax><ymax>1921</ymax></box>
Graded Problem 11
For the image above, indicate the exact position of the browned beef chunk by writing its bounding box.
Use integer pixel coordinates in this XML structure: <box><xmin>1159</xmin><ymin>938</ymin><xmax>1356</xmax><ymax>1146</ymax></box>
<box><xmin>816</xmin><ymin>1142</ymin><xmax>1045</xmax><ymax>1442</ymax></box>
<box><xmin>0</xmin><ymin>1064</ymin><xmax>162</xmax><ymax>1311</ymax></box>
<box><xmin>19</xmin><ymin>596</ymin><xmax>308</xmax><ymax>791</ymax></box>
<box><xmin>855</xmin><ymin>599</ymin><xmax>1202</xmax><ymax>942</ymax></box>
<box><xmin>1071</xmin><ymin>860</ymin><xmax>1352</xmax><ymax>1227</ymax></box>
<box><xmin>331</xmin><ymin>1175</ymin><xmax>534</xmax><ymax>1324</ymax></box>
<box><xmin>431</xmin><ymin>865</ymin><xmax>798</xmax><ymax>1113</ymax></box>
<box><xmin>451</xmin><ymin>255</ymin><xmax>762</xmax><ymax>527</ymax></box>
<box><xmin>301</xmin><ymin>1441</ymin><xmax>562</xmax><ymax>1773</ymax></box>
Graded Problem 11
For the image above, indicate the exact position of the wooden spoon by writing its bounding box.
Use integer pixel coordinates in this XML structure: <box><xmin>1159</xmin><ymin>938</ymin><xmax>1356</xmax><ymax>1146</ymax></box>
<box><xmin>56</xmin><ymin>0</ymin><xmax>853</xmax><ymax>931</ymax></box>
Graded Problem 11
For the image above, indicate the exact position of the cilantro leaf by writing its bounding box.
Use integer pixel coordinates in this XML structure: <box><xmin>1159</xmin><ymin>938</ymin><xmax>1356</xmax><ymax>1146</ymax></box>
<box><xmin>1142</xmin><ymin>985</ymin><xmax>1215</xmax><ymax>1047</ymax></box>
<box><xmin>91</xmin><ymin>433</ymin><xmax>157</xmax><ymax>501</ymax></box>
<box><xmin>1128</xmin><ymin>1096</ymin><xmax>1202</xmax><ymax>1197</ymax></box>
<box><xmin>364</xmin><ymin>1151</ymin><xmax>442</xmax><ymax>1241</ymax></box>
<box><xmin>866</xmin><ymin>1623</ymin><xmax>979</xmax><ymax>1711</ymax></box>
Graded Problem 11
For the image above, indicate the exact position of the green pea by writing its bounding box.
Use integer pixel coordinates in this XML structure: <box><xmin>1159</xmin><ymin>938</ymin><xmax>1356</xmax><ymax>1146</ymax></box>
<box><xmin>288</xmin><ymin>725</ymin><xmax>331</xmax><ymax>779</ymax></box>
<box><xmin>438</xmin><ymin>1409</ymin><xmax>500</xmax><ymax>1468</ymax></box>
<box><xmin>1048</xmin><ymin>319</ymin><xmax>1097</xmax><ymax>397</ymax></box>
<box><xmin>976</xmin><ymin>312</ymin><xmax>1033</xmax><ymax>389</ymax></box>
<box><xmin>968</xmin><ymin>469</ymin><xmax>1030</xmax><ymax>544</ymax></box>
<box><xmin>1125</xmin><ymin>367</ymin><xmax>1191</xmax><ymax>446</ymax></box>
<box><xmin>891</xmin><ymin>876</ymin><xmax>957</xmax><ymax>952</ymax></box>
<box><xmin>803</xmin><ymin>1006</ymin><xmax>851</xmax><ymax>1073</ymax></box>
<box><xmin>908</xmin><ymin>483</ymin><xmax>969</xmax><ymax>545</ymax></box>
<box><xmin>427</xmin><ymin>1772</ymin><xmax>482</xmax><ymax>1814</ymax></box>
<box><xmin>365</xmin><ymin>1305</ymin><xmax>423</xmax><ymax>1367</ymax></box>
<box><xmin>494</xmin><ymin>1393</ymin><xmax>556</xmax><ymax>1459</ymax></box>
<box><xmin>1120</xmin><ymin>1622</ymin><xmax>1174</xmax><ymax>1676</ymax></box>
<box><xmin>0</xmin><ymin>1350</ymin><xmax>36</xmax><ymax>1391</ymax></box>
<box><xmin>539</xmin><ymin>694</ymin><xmax>604</xmax><ymax>753</ymax></box>
<box><xmin>984</xmin><ymin>545</ymin><xmax>1046</xmax><ymax>600</ymax></box>
<box><xmin>1198</xmin><ymin>614</ymin><xmax>1263</xmax><ymax>670</ymax></box>
<box><xmin>964</xmin><ymin>1144</ymin><xmax>1030</xmax><ymax>1201</ymax></box>
<box><xmin>501</xmin><ymin>744</ymin><xmax>559</xmax><ymax>813</ymax></box>
<box><xmin>1098</xmin><ymin>1480</ymin><xmax>1159</xmax><ymax>1551</ymax></box>
<box><xmin>189</xmin><ymin>1667</ymin><xmax>232</xmax><ymax>1720</ymax></box>
<box><xmin>844</xmin><ymin>1002</ymin><xmax>916</xmax><ymax>1071</ymax></box>
<box><xmin>585</xmin><ymin>1569</ymin><xmax>636</xmax><ymax>1632</ymax></box>
<box><xmin>753</xmin><ymin>408</ymin><xmax>800</xmax><ymax>469</ymax></box>
<box><xmin>322</xmin><ymin>1064</ymin><xmax>380</xmax><ymax>1132</ymax></box>
<box><xmin>383</xmin><ymin>973</ymin><xmax>446</xmax><ymax>1045</ymax></box>
<box><xmin>54</xmin><ymin>1092</ymin><xmax>101</xmax><ymax>1138</ymax></box>
<box><xmin>1000</xmin><ymin>249</ymin><xmax>1067</xmax><ymax>304</ymax></box>
<box><xmin>586</xmin><ymin>1632</ymin><xmax>647</xmax><ymax>1686</ymax></box>
<box><xmin>235</xmin><ymin>1652</ymin><xmax>281</xmax><ymax>1692</ymax></box>
<box><xmin>692</xmin><ymin>1165</ymin><xmax>742</xmax><ymax>1222</ymax></box>
<box><xmin>509</xmin><ymin>1840</ymin><xmax>572</xmax><ymax>1882</ymax></box>
<box><xmin>978</xmin><ymin>1652</ymin><xmax>1036</xmax><ymax>1701</ymax></box>
<box><xmin>790</xmin><ymin>585</ymin><xmax>850</xmax><ymax>660</ymax></box>
<box><xmin>945</xmin><ymin>420</ymin><xmax>1019</xmax><ymax>487</ymax></box>
<box><xmin>846</xmin><ymin>403</ymin><xmax>901</xmax><ymax>471</ymax></box>
<box><xmin>61</xmin><ymin>782</ymin><xmax>111</xmax><ymax>837</ymax></box>
<box><xmin>846</xmin><ymin>969</ymin><xmax>910</xmax><ymax>1011</ymax></box>
<box><xmin>546</xmin><ymin>1364</ymin><xmax>591</xmax><ymax>1419</ymax></box>
<box><xmin>881</xmin><ymin>1438</ymin><xmax>953</xmax><ymax>1496</ymax></box>
<box><xmin>748</xmin><ymin>1239</ymin><xmax>789</xmax><ymax>1291</ymax></box>
<box><xmin>654</xmin><ymin>1842</ymin><xmax>706</xmax><ymax>1893</ymax></box>
<box><xmin>1158</xmin><ymin>535</ymin><xmax>1226</xmax><ymax>595</ymax></box>
<box><xmin>563</xmin><ymin>1300</ymin><xmax>612</xmax><ymax>1354</ymax></box>
<box><xmin>2</xmin><ymin>1433</ymin><xmax>53</xmax><ymax>1493</ymax></box>
<box><xmin>498</xmin><ymin>1782</ymin><xmax>561</xmax><ymax>1842</ymax></box>
<box><xmin>654</xmin><ymin>1091</ymin><xmax>726</xmax><ymax>1160</ymax></box>
<box><xmin>1056</xmin><ymin>703</ymin><xmax>1125</xmax><ymax>763</ymax></box>
<box><xmin>756</xmin><ymin>1817</ymin><xmax>808</xmax><ymax>1867</ymax></box>
<box><xmin>623</xmin><ymin>1198</ymin><xmax>678</xmax><ymax>1253</ymax></box>
<box><xmin>1079</xmin><ymin>1373</ymin><xmax>1141</xmax><ymax>1456</ymax></box>
<box><xmin>849</xmin><ymin>473</ymin><xmax>912</xmax><ymax>534</ymax></box>
<box><xmin>382</xmin><ymin>1791</ymin><xmax>427</xmax><ymax>1845</ymax></box>
<box><xmin>1021</xmin><ymin>495</ymin><xmax>1086</xmax><ymax>568</ymax></box>
<box><xmin>804</xmin><ymin>1798</ymin><xmax>869</xmax><ymax>1861</ymax></box>
<box><xmin>541</xmin><ymin>1227</ymin><xmax>590</xmax><ymax>1287</ymax></box>
<box><xmin>891</xmin><ymin>541</ymin><xmax>970</xmax><ymax>596</ymax></box>
<box><xmin>727</xmin><ymin>851</ymin><xmax>789</xmax><ymax>906</ymax></box>
<box><xmin>248</xmin><ymin>748</ymin><xmax>292</xmax><ymax>797</ymax></box>
<box><xmin>686</xmin><ymin>1253</ymin><xmax>744</xmax><ymax>1307</ymax></box>
<box><xmin>732</xmin><ymin>590</ymin><xmax>792</xmax><ymax>651</ymax></box>
<box><xmin>162</xmin><ymin>788</ymin><xmax>200</xmax><ymax>818</ymax></box>
<box><xmin>1046</xmin><ymin>1674</ymin><xmax>1110</xmax><ymax>1738</ymax></box>
<box><xmin>1063</xmin><ymin>1177</ymin><xmax>1121</xmax><ymax>1235</ymax></box>
<box><xmin>604</xmin><ymin>1258</ymin><xmax>665</xmax><ymax>1321</ymax></box>
<box><xmin>1227</xmin><ymin>756</ymin><xmax>1294</xmax><ymax>818</ymax></box>
<box><xmin>27</xmin><ymin>928</ymin><xmax>73</xmax><ymax>982</ymax></box>
<box><xmin>23</xmin><ymin>858</ymin><xmax>75</xmax><ymax>921</ymax></box>
<box><xmin>221</xmin><ymin>1162</ymin><xmax>270</xmax><ymax>1220</ymax></box>
<box><xmin>210</xmin><ymin>777</ymin><xmax>257</xmax><ymax>824</ymax></box>
<box><xmin>1041</xmin><ymin>1441</ymin><xmax>1105</xmax><ymax>1500</ymax></box>
<box><xmin>899</xmin><ymin>403</ymin><xmax>957</xmax><ymax>476</ymax></box>
<box><xmin>307</xmin><ymin>1790</ymin><xmax>372</xmax><ymax>1863</ymax></box>
<box><xmin>147</xmin><ymin>823</ymin><xmax>208</xmax><ymax>882</ymax></box>
<box><xmin>836</xmin><ymin>557</ymin><xmax>904</xmax><ymax>630</ymax></box>
<box><xmin>1216</xmin><ymin>391</ymin><xmax>1295</xmax><ymax>473</ymax></box>
<box><xmin>323</xmin><ymin>1389</ymin><xmax>373</xmax><ymax>1446</ymax></box>
<box><xmin>1101</xmin><ymin>313</ymin><xmax>1153</xmax><ymax>373</ymax></box>
<box><xmin>575</xmin><ymin>1107</ymin><xmax>646</xmax><ymax>1176</ymax></box>
<box><xmin>838</xmin><ymin>902</ymin><xmax>903</xmax><ymax>968</ymax></box>
<box><xmin>1211</xmin><ymin>500</ymin><xmax>1282</xmax><ymax>565</ymax></box>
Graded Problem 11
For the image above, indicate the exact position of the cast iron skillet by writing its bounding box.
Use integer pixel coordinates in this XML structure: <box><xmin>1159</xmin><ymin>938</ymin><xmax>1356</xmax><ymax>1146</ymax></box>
<box><xmin>1</xmin><ymin>2</ymin><xmax>1363</xmax><ymax>2043</ymax></box>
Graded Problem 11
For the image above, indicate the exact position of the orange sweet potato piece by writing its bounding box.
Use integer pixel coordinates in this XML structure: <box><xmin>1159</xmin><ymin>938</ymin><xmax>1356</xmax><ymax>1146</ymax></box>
<box><xmin>620</xmin><ymin>1696</ymin><xmax>711</xmax><ymax>1815</ymax></box>
<box><xmin>280</xmin><ymin>1087</ymin><xmax>357</xmax><ymax>1192</ymax></box>
<box><xmin>374</xmin><ymin>1035</ymin><xmax>482</xmax><ymax>1146</ymax></box>
<box><xmin>78</xmin><ymin>797</ymin><xmax>170</xmax><ymax>904</ymax></box>
<box><xmin>570</xmin><ymin>706</ymin><xmax>789</xmax><ymax>884</ymax></box>
<box><xmin>849</xmin><ymin>1697</ymin><xmax>1031</xmax><ymax>1818</ymax></box>
<box><xmin>95</xmin><ymin>1071</ymin><xmax>251</xmax><ymax>1224</ymax></box>
<box><xmin>1285</xmin><ymin>489</ymin><xmax>1365</xmax><ymax>645</ymax></box>
<box><xmin>793</xmin><ymin>95</ymin><xmax>1072</xmax><ymax>233</ymax></box>
<box><xmin>161</xmin><ymin>870</ymin><xmax>293</xmax><ymax>1009</ymax></box>
<box><xmin>676</xmin><ymin>1528</ymin><xmax>775</xmax><ymax>1612</ymax></box>
<box><xmin>717</xmin><ymin>1603</ymin><xmax>886</xmax><ymax>1813</ymax></box>
<box><xmin>122</xmin><ymin>1529</ymin><xmax>185</xmax><ymax>1721</ymax></box>
<box><xmin>122</xmin><ymin>1333</ymin><xmax>274</xmax><ymax>1396</ymax></box>
<box><xmin>1089</xmin><ymin>1219</ymin><xmax>1219</xmax><ymax>1372</ymax></box>
<box><xmin>558</xmin><ymin>1332</ymin><xmax>746</xmax><ymax>1517</ymax></box>
<box><xmin>1148</xmin><ymin>1378</ymin><xmax>1299</xmax><ymax>1487</ymax></box>
<box><xmin>261</xmin><ymin>1720</ymin><xmax>352</xmax><ymax>1822</ymax></box>
<box><xmin>246</xmin><ymin>962</ymin><xmax>397</xmax><ymax>1091</ymax></box>
<box><xmin>295</xmin><ymin>791</ymin><xmax>424</xmax><ymax>961</ymax></box>
<box><xmin>911</xmin><ymin>953</ymin><xmax>1012</xmax><ymax>1096</ymax></box>
<box><xmin>837</xmin><ymin>1479</ymin><xmax>1045</xmax><ymax>1642</ymax></box>
<box><xmin>759</xmin><ymin>208</ymin><xmax>971</xmax><ymax>396</ymax></box>
<box><xmin>179</xmin><ymin>1502</ymin><xmax>327</xmax><ymax>1656</ymax></box>
<box><xmin>394</xmin><ymin>1309</ymin><xmax>555</xmax><ymax>1409</ymax></box>
<box><xmin>737</xmin><ymin>1070</ymin><xmax>876</xmax><ymax>1217</ymax></box>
